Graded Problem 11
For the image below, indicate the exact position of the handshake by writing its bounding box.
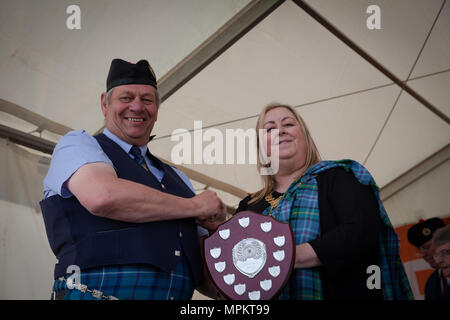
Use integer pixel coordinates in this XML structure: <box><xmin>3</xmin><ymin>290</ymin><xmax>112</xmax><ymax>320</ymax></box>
<box><xmin>191</xmin><ymin>190</ymin><xmax>228</xmax><ymax>232</ymax></box>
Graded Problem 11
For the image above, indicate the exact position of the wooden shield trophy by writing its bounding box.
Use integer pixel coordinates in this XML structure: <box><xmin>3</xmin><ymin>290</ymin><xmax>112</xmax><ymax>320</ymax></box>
<box><xmin>204</xmin><ymin>211</ymin><xmax>294</xmax><ymax>300</ymax></box>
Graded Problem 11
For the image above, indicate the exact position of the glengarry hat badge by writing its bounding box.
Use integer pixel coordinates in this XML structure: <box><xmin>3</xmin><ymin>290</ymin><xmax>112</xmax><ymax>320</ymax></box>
<box><xmin>204</xmin><ymin>211</ymin><xmax>294</xmax><ymax>300</ymax></box>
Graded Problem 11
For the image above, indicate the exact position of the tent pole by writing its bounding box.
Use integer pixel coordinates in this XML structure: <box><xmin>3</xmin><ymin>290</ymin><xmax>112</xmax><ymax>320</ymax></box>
<box><xmin>94</xmin><ymin>0</ymin><xmax>285</xmax><ymax>136</ymax></box>
<box><xmin>0</xmin><ymin>123</ymin><xmax>56</xmax><ymax>155</ymax></box>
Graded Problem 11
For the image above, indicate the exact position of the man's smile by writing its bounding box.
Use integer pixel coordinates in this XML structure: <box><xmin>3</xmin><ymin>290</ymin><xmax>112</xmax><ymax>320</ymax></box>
<box><xmin>124</xmin><ymin>117</ymin><xmax>146</xmax><ymax>122</ymax></box>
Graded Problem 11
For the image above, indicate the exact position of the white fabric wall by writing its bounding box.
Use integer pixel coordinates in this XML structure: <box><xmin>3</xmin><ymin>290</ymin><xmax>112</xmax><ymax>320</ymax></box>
<box><xmin>0</xmin><ymin>138</ymin><xmax>56</xmax><ymax>299</ymax></box>
<box><xmin>383</xmin><ymin>159</ymin><xmax>450</xmax><ymax>227</ymax></box>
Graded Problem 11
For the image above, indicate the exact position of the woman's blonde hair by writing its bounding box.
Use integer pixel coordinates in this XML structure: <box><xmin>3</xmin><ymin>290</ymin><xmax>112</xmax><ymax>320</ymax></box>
<box><xmin>249</xmin><ymin>103</ymin><xmax>321</xmax><ymax>204</ymax></box>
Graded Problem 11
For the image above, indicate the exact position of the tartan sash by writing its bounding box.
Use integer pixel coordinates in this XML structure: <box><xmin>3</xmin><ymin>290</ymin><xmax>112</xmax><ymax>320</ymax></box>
<box><xmin>262</xmin><ymin>167</ymin><xmax>323</xmax><ymax>299</ymax></box>
<box><xmin>264</xmin><ymin>159</ymin><xmax>414</xmax><ymax>300</ymax></box>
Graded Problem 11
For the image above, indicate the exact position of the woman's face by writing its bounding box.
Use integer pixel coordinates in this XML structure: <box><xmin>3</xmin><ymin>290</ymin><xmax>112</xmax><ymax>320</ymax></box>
<box><xmin>262</xmin><ymin>107</ymin><xmax>307</xmax><ymax>165</ymax></box>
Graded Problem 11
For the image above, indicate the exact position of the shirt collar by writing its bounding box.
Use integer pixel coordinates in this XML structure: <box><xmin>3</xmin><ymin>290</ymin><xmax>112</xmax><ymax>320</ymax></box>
<box><xmin>103</xmin><ymin>128</ymin><xmax>148</xmax><ymax>157</ymax></box>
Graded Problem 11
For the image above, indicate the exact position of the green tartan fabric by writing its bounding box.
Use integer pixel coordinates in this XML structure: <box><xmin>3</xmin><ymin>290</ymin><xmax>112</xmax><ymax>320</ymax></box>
<box><xmin>263</xmin><ymin>159</ymin><xmax>414</xmax><ymax>300</ymax></box>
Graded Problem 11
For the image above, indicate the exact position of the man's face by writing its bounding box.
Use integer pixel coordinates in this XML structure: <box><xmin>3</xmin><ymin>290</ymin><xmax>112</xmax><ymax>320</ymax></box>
<box><xmin>418</xmin><ymin>239</ymin><xmax>440</xmax><ymax>269</ymax></box>
<box><xmin>433</xmin><ymin>242</ymin><xmax>450</xmax><ymax>277</ymax></box>
<box><xmin>101</xmin><ymin>84</ymin><xmax>158</xmax><ymax>146</ymax></box>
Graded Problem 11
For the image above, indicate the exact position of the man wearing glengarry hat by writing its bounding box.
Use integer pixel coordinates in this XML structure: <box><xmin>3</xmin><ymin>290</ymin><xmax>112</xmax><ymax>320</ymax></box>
<box><xmin>408</xmin><ymin>217</ymin><xmax>446</xmax><ymax>300</ymax></box>
<box><xmin>40</xmin><ymin>59</ymin><xmax>226</xmax><ymax>300</ymax></box>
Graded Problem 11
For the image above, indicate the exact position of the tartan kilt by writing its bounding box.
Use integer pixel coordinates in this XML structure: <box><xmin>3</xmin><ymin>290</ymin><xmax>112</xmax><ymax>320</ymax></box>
<box><xmin>52</xmin><ymin>255</ymin><xmax>195</xmax><ymax>300</ymax></box>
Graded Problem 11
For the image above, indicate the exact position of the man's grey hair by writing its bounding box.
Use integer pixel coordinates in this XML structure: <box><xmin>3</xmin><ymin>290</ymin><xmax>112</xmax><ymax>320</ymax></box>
<box><xmin>432</xmin><ymin>225</ymin><xmax>450</xmax><ymax>248</ymax></box>
<box><xmin>104</xmin><ymin>87</ymin><xmax>160</xmax><ymax>108</ymax></box>
<box><xmin>104</xmin><ymin>87</ymin><xmax>115</xmax><ymax>106</ymax></box>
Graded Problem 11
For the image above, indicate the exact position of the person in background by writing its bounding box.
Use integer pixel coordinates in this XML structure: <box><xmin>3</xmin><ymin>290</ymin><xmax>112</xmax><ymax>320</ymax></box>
<box><xmin>407</xmin><ymin>217</ymin><xmax>446</xmax><ymax>300</ymax></box>
<box><xmin>40</xmin><ymin>58</ymin><xmax>226</xmax><ymax>300</ymax></box>
<box><xmin>236</xmin><ymin>103</ymin><xmax>413</xmax><ymax>300</ymax></box>
<box><xmin>431</xmin><ymin>225</ymin><xmax>450</xmax><ymax>299</ymax></box>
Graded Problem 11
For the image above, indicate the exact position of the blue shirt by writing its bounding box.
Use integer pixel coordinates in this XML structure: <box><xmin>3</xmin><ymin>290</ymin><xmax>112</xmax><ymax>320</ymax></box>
<box><xmin>43</xmin><ymin>128</ymin><xmax>195</xmax><ymax>199</ymax></box>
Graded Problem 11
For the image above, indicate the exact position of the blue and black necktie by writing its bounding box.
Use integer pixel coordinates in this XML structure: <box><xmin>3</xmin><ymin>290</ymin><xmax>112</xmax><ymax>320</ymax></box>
<box><xmin>129</xmin><ymin>145</ymin><xmax>166</xmax><ymax>189</ymax></box>
<box><xmin>129</xmin><ymin>145</ymin><xmax>149</xmax><ymax>171</ymax></box>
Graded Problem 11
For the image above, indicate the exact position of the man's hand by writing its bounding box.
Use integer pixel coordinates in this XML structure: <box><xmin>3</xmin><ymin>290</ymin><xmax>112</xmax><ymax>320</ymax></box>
<box><xmin>192</xmin><ymin>190</ymin><xmax>227</xmax><ymax>232</ymax></box>
<box><xmin>192</xmin><ymin>190</ymin><xmax>226</xmax><ymax>221</ymax></box>
<box><xmin>196</xmin><ymin>214</ymin><xmax>227</xmax><ymax>232</ymax></box>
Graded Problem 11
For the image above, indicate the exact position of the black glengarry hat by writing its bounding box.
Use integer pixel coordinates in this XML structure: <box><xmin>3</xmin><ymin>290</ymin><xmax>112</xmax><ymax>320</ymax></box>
<box><xmin>407</xmin><ymin>217</ymin><xmax>446</xmax><ymax>248</ymax></box>
<box><xmin>106</xmin><ymin>59</ymin><xmax>157</xmax><ymax>91</ymax></box>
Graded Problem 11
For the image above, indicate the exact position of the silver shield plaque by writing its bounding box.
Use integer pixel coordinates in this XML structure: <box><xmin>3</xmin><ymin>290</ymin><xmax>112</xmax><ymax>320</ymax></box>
<box><xmin>204</xmin><ymin>211</ymin><xmax>294</xmax><ymax>300</ymax></box>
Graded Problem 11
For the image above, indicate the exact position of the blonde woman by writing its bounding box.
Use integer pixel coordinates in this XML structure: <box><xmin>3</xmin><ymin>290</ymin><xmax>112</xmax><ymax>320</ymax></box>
<box><xmin>235</xmin><ymin>103</ymin><xmax>412</xmax><ymax>300</ymax></box>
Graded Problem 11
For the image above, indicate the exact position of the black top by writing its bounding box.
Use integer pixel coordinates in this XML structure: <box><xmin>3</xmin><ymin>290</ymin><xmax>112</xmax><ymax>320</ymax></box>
<box><xmin>236</xmin><ymin>190</ymin><xmax>284</xmax><ymax>214</ymax></box>
<box><xmin>236</xmin><ymin>167</ymin><xmax>383</xmax><ymax>300</ymax></box>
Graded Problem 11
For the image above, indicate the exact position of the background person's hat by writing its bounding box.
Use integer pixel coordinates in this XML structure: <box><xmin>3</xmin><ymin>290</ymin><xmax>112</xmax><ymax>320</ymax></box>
<box><xmin>407</xmin><ymin>217</ymin><xmax>446</xmax><ymax>248</ymax></box>
<box><xmin>106</xmin><ymin>59</ymin><xmax>157</xmax><ymax>91</ymax></box>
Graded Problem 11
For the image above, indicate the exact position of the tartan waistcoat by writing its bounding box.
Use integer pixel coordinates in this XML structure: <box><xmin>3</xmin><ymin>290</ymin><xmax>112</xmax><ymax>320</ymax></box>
<box><xmin>40</xmin><ymin>133</ymin><xmax>203</xmax><ymax>285</ymax></box>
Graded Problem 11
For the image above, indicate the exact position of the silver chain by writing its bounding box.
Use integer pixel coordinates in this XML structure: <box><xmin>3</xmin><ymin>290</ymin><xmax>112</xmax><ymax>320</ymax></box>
<box><xmin>61</xmin><ymin>277</ymin><xmax>119</xmax><ymax>300</ymax></box>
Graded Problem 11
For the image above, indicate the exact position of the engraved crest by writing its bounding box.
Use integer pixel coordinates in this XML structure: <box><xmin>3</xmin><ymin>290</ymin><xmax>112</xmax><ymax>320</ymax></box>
<box><xmin>232</xmin><ymin>238</ymin><xmax>266</xmax><ymax>278</ymax></box>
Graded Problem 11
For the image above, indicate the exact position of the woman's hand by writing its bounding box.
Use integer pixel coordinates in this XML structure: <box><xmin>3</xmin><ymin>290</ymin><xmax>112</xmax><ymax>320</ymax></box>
<box><xmin>295</xmin><ymin>243</ymin><xmax>322</xmax><ymax>269</ymax></box>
